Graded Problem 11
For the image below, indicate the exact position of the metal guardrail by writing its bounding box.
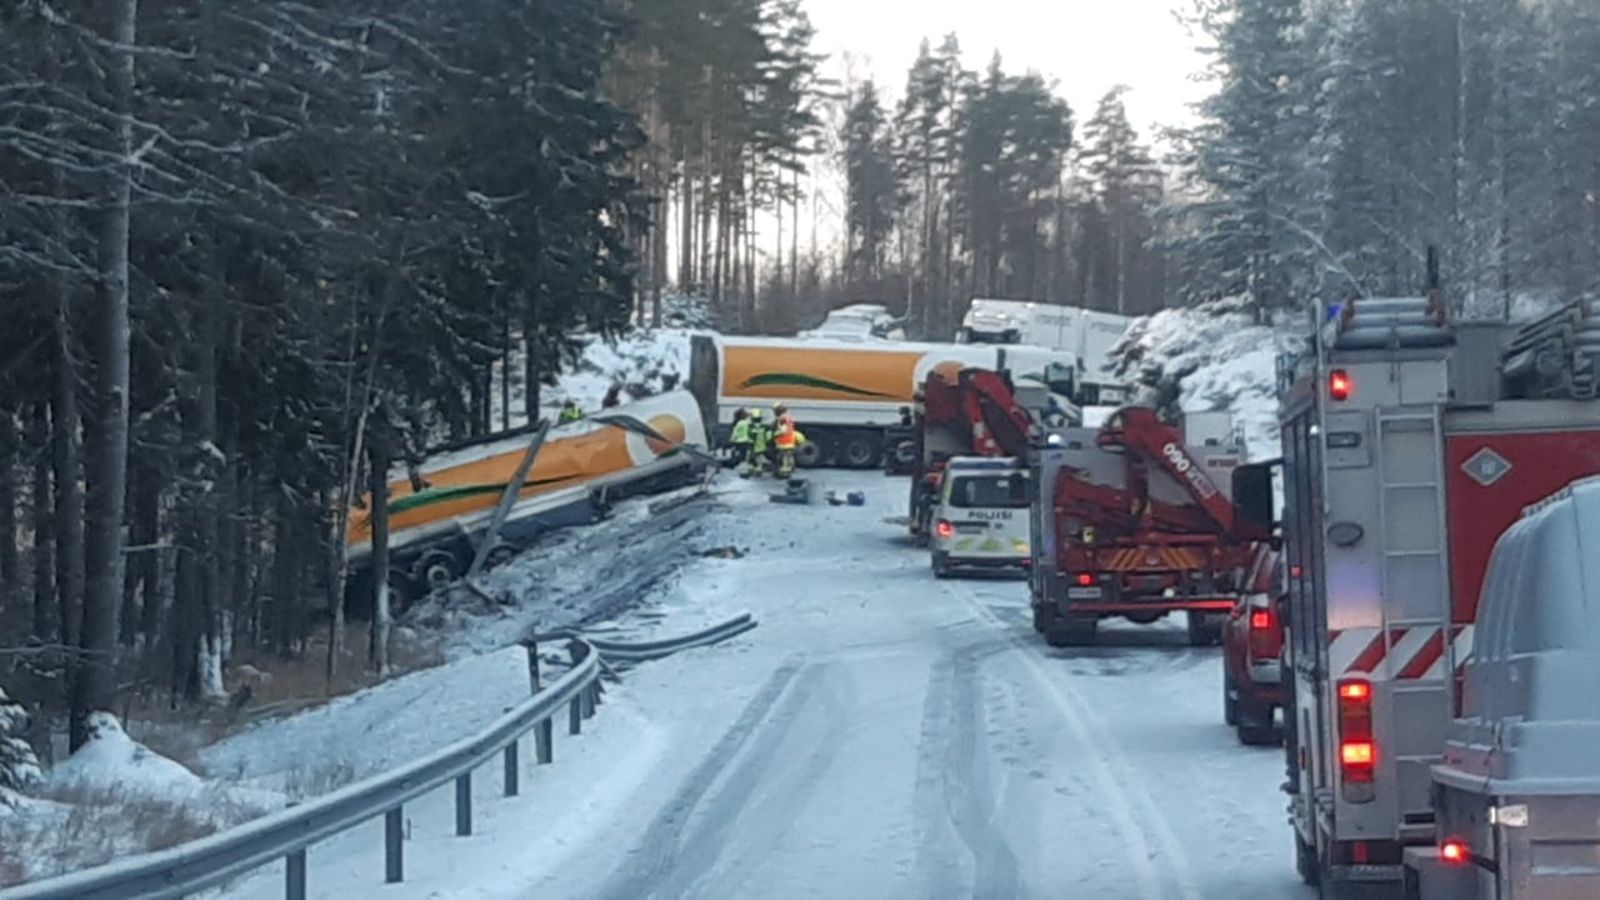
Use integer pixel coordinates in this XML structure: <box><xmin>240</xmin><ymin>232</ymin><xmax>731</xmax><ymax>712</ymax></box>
<box><xmin>3</xmin><ymin>614</ymin><xmax>759</xmax><ymax>900</ymax></box>
<box><xmin>570</xmin><ymin>612</ymin><xmax>758</xmax><ymax>663</ymax></box>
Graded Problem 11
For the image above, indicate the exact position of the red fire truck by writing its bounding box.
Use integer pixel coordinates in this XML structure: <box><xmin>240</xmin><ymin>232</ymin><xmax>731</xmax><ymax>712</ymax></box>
<box><xmin>1279</xmin><ymin>289</ymin><xmax>1600</xmax><ymax>896</ymax></box>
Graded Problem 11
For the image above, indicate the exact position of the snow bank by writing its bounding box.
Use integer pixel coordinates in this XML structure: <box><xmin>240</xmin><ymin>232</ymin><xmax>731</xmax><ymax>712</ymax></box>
<box><xmin>557</xmin><ymin>328</ymin><xmax>694</xmax><ymax>411</ymax></box>
<box><xmin>490</xmin><ymin>327</ymin><xmax>698</xmax><ymax>431</ymax></box>
<box><xmin>200</xmin><ymin>647</ymin><xmax>538</xmax><ymax>787</ymax></box>
<box><xmin>1112</xmin><ymin>298</ymin><xmax>1306</xmax><ymax>460</ymax></box>
<box><xmin>1</xmin><ymin>714</ymin><xmax>282</xmax><ymax>886</ymax></box>
<box><xmin>48</xmin><ymin>714</ymin><xmax>207</xmax><ymax>798</ymax></box>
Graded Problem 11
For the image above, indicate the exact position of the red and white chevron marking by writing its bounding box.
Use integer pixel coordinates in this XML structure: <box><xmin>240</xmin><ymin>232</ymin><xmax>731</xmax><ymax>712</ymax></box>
<box><xmin>1328</xmin><ymin>625</ymin><xmax>1475</xmax><ymax>680</ymax></box>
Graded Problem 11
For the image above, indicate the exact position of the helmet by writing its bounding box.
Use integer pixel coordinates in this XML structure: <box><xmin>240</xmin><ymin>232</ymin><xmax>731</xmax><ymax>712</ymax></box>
<box><xmin>750</xmin><ymin>409</ymin><xmax>763</xmax><ymax>421</ymax></box>
<box><xmin>773</xmin><ymin>402</ymin><xmax>788</xmax><ymax>414</ymax></box>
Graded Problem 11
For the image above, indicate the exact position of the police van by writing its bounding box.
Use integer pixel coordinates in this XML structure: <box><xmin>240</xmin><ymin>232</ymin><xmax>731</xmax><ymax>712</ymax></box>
<box><xmin>930</xmin><ymin>456</ymin><xmax>1031</xmax><ymax>578</ymax></box>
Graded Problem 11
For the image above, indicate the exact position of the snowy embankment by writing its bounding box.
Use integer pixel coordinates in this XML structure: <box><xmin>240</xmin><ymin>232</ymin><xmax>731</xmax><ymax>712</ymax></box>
<box><xmin>1112</xmin><ymin>298</ymin><xmax>1306</xmax><ymax>460</ymax></box>
<box><xmin>1</xmin><ymin>319</ymin><xmax>714</xmax><ymax>887</ymax></box>
<box><xmin>489</xmin><ymin>324</ymin><xmax>699</xmax><ymax>431</ymax></box>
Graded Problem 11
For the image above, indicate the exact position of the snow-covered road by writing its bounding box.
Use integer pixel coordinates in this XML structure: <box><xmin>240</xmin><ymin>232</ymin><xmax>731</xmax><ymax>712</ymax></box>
<box><xmin>225</xmin><ymin>470</ymin><xmax>1312</xmax><ymax>899</ymax></box>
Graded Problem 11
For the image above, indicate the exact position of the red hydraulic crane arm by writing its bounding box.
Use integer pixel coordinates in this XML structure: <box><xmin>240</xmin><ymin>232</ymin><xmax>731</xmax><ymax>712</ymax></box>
<box><xmin>1095</xmin><ymin>407</ymin><xmax>1238</xmax><ymax>534</ymax></box>
<box><xmin>962</xmin><ymin>369</ymin><xmax>1035</xmax><ymax>458</ymax></box>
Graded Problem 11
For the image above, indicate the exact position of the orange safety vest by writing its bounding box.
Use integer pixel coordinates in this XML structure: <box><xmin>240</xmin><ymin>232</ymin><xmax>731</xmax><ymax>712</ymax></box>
<box><xmin>774</xmin><ymin>413</ymin><xmax>797</xmax><ymax>449</ymax></box>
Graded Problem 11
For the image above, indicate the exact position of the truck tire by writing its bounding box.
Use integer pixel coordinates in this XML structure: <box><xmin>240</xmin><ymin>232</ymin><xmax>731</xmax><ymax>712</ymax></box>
<box><xmin>419</xmin><ymin>549</ymin><xmax>462</xmax><ymax>593</ymax></box>
<box><xmin>1032</xmin><ymin>604</ymin><xmax>1054</xmax><ymax>634</ymax></box>
<box><xmin>1236</xmin><ymin>699</ymin><xmax>1278</xmax><ymax>746</ymax></box>
<box><xmin>1296</xmin><ymin>832</ymin><xmax>1320</xmax><ymax>887</ymax></box>
<box><xmin>797</xmin><ymin>436</ymin><xmax>826</xmax><ymax>468</ymax></box>
<box><xmin>1224</xmin><ymin>673</ymin><xmax>1239</xmax><ymax>727</ymax></box>
<box><xmin>1187</xmin><ymin>611</ymin><xmax>1224</xmax><ymax>647</ymax></box>
<box><xmin>840</xmin><ymin>431</ymin><xmax>879</xmax><ymax>469</ymax></box>
<box><xmin>1047</xmin><ymin>615</ymin><xmax>1098</xmax><ymax>647</ymax></box>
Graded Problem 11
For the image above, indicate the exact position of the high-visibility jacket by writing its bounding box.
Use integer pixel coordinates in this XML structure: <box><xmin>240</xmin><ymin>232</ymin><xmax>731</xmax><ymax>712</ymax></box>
<box><xmin>774</xmin><ymin>413</ymin><xmax>798</xmax><ymax>450</ymax></box>
<box><xmin>558</xmin><ymin>406</ymin><xmax>583</xmax><ymax>423</ymax></box>
<box><xmin>730</xmin><ymin>418</ymin><xmax>752</xmax><ymax>445</ymax></box>
<box><xmin>752</xmin><ymin>422</ymin><xmax>770</xmax><ymax>453</ymax></box>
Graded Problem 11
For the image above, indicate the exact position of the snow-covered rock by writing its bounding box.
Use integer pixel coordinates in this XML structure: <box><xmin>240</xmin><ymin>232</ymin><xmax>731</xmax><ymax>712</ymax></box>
<box><xmin>1112</xmin><ymin>297</ymin><xmax>1307</xmax><ymax>461</ymax></box>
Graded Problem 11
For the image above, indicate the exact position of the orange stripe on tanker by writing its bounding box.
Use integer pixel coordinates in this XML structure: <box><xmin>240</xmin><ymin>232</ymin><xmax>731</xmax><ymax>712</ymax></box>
<box><xmin>347</xmin><ymin>397</ymin><xmax>697</xmax><ymax>546</ymax></box>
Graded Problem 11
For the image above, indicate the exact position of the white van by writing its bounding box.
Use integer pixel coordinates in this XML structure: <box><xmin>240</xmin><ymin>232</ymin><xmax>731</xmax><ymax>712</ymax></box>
<box><xmin>930</xmin><ymin>457</ymin><xmax>1032</xmax><ymax>578</ymax></box>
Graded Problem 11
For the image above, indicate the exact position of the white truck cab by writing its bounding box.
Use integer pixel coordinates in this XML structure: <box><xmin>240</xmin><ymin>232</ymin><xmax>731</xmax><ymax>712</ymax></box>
<box><xmin>930</xmin><ymin>457</ymin><xmax>1031</xmax><ymax>578</ymax></box>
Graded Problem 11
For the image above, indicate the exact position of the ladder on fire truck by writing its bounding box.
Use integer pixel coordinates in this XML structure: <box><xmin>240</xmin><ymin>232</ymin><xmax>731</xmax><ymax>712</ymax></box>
<box><xmin>1330</xmin><ymin>294</ymin><xmax>1459</xmax><ymax>830</ymax></box>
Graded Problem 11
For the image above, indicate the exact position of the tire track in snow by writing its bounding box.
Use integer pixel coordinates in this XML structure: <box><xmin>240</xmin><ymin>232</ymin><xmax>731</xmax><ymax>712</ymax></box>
<box><xmin>675</xmin><ymin>665</ymin><xmax>849</xmax><ymax>898</ymax></box>
<box><xmin>914</xmin><ymin>642</ymin><xmax>1023</xmax><ymax>899</ymax></box>
<box><xmin>913</xmin><ymin>658</ymin><xmax>966</xmax><ymax>894</ymax></box>
<box><xmin>956</xmin><ymin>585</ymin><xmax>1204</xmax><ymax>900</ymax></box>
<box><xmin>593</xmin><ymin>659</ymin><xmax>826</xmax><ymax>900</ymax></box>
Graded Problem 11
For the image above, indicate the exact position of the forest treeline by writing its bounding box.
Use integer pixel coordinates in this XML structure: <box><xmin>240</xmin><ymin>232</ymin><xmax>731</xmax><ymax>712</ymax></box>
<box><xmin>3</xmin><ymin>0</ymin><xmax>1599</xmax><ymax>757</ymax></box>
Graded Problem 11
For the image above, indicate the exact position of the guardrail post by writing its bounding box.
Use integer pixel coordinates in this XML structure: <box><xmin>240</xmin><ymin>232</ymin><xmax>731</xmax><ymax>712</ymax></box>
<box><xmin>503</xmin><ymin>740</ymin><xmax>519</xmax><ymax>797</ymax></box>
<box><xmin>569</xmin><ymin>694</ymin><xmax>582</xmax><ymax>735</ymax></box>
<box><xmin>526</xmin><ymin>641</ymin><xmax>541</xmax><ymax>694</ymax></box>
<box><xmin>580</xmin><ymin>682</ymin><xmax>595</xmax><ymax>720</ymax></box>
<box><xmin>286</xmin><ymin>849</ymin><xmax>307</xmax><ymax>900</ymax></box>
<box><xmin>455</xmin><ymin>772</ymin><xmax>473</xmax><ymax>836</ymax></box>
<box><xmin>385</xmin><ymin>807</ymin><xmax>404</xmax><ymax>883</ymax></box>
<box><xmin>536</xmin><ymin>717</ymin><xmax>553</xmax><ymax>764</ymax></box>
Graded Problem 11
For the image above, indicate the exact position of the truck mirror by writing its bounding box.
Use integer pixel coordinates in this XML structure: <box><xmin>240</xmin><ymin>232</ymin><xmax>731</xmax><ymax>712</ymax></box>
<box><xmin>1233</xmin><ymin>464</ymin><xmax>1275</xmax><ymax>536</ymax></box>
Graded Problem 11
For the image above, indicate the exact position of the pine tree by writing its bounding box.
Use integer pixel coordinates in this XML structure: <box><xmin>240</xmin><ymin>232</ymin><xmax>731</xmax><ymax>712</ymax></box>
<box><xmin>1079</xmin><ymin>87</ymin><xmax>1165</xmax><ymax>314</ymax></box>
<box><xmin>0</xmin><ymin>685</ymin><xmax>42</xmax><ymax>807</ymax></box>
<box><xmin>842</xmin><ymin>81</ymin><xmax>901</xmax><ymax>287</ymax></box>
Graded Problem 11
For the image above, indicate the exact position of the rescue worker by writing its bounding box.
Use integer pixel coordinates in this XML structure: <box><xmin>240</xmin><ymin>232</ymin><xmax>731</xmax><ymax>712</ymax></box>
<box><xmin>727</xmin><ymin>408</ymin><xmax>753</xmax><ymax>470</ymax></box>
<box><xmin>773</xmin><ymin>402</ymin><xmax>799</xmax><ymax>478</ymax></box>
<box><xmin>744</xmin><ymin>409</ymin><xmax>770</xmax><ymax>477</ymax></box>
<box><xmin>558</xmin><ymin>400</ymin><xmax>584</xmax><ymax>423</ymax></box>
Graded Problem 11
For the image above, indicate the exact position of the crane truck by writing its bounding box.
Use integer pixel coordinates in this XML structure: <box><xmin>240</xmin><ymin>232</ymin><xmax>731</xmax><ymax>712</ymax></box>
<box><xmin>1277</xmin><ymin>286</ymin><xmax>1600</xmax><ymax>898</ymax></box>
<box><xmin>904</xmin><ymin>367</ymin><xmax>1040</xmax><ymax>544</ymax></box>
<box><xmin>1028</xmin><ymin>407</ymin><xmax>1275</xmax><ymax>648</ymax></box>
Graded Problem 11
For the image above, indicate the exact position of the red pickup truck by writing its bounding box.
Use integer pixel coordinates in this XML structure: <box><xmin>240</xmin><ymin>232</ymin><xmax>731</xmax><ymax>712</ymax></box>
<box><xmin>1222</xmin><ymin>549</ymin><xmax>1283</xmax><ymax>746</ymax></box>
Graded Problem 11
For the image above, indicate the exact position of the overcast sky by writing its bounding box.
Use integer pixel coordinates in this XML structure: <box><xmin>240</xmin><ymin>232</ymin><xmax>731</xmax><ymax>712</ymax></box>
<box><xmin>802</xmin><ymin>0</ymin><xmax>1211</xmax><ymax>141</ymax></box>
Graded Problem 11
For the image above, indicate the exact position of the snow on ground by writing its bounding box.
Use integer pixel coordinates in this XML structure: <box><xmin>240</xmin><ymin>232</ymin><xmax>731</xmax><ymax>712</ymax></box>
<box><xmin>1</xmin><ymin>714</ymin><xmax>284</xmax><ymax>884</ymax></box>
<box><xmin>218</xmin><ymin>470</ymin><xmax>1310</xmax><ymax>900</ymax></box>
<box><xmin>489</xmin><ymin>327</ymin><xmax>698</xmax><ymax>431</ymax></box>
<box><xmin>1113</xmin><ymin>297</ymin><xmax>1306</xmax><ymax>461</ymax></box>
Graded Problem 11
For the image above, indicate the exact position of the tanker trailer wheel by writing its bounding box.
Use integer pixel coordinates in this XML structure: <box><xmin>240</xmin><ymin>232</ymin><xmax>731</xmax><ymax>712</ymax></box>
<box><xmin>796</xmin><ymin>435</ymin><xmax>826</xmax><ymax>468</ymax></box>
<box><xmin>840</xmin><ymin>431</ymin><xmax>879</xmax><ymax>469</ymax></box>
<box><xmin>419</xmin><ymin>549</ymin><xmax>464</xmax><ymax>593</ymax></box>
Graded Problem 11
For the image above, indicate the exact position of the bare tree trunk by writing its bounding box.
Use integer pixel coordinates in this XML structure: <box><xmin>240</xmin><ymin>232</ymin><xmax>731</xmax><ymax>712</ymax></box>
<box><xmin>367</xmin><ymin>438</ymin><xmax>391</xmax><ymax>677</ymax></box>
<box><xmin>500</xmin><ymin>314</ymin><xmax>511</xmax><ymax>431</ymax></box>
<box><xmin>0</xmin><ymin>412</ymin><xmax>16</xmax><ymax>615</ymax></box>
<box><xmin>790</xmin><ymin>165</ymin><xmax>800</xmax><ymax>301</ymax></box>
<box><xmin>53</xmin><ymin>311</ymin><xmax>85</xmax><ymax>651</ymax></box>
<box><xmin>132</xmin><ymin>463</ymin><xmax>163</xmax><ymax>647</ymax></box>
<box><xmin>523</xmin><ymin>330</ymin><xmax>540</xmax><ymax>424</ymax></box>
<box><xmin>31</xmin><ymin>403</ymin><xmax>55</xmax><ymax>642</ymax></box>
<box><xmin>74</xmin><ymin>0</ymin><xmax>138</xmax><ymax>749</ymax></box>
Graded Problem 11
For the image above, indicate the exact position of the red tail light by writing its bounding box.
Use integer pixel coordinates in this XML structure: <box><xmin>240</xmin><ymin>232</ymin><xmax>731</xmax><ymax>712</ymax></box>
<box><xmin>1250</xmin><ymin>609</ymin><xmax>1272</xmax><ymax>630</ymax></box>
<box><xmin>1440</xmin><ymin>838</ymin><xmax>1470</xmax><ymax>866</ymax></box>
<box><xmin>1339</xmin><ymin>740</ymin><xmax>1375</xmax><ymax>768</ymax></box>
<box><xmin>1338</xmin><ymin>678</ymin><xmax>1376</xmax><ymax>796</ymax></box>
<box><xmin>935</xmin><ymin>519</ymin><xmax>955</xmax><ymax>539</ymax></box>
<box><xmin>1329</xmin><ymin>369</ymin><xmax>1353</xmax><ymax>401</ymax></box>
<box><xmin>1076</xmin><ymin>573</ymin><xmax>1094</xmax><ymax>587</ymax></box>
